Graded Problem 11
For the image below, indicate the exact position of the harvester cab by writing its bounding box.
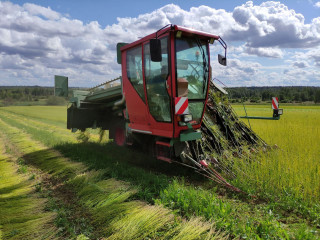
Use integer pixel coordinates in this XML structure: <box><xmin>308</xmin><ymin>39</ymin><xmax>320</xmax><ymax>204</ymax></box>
<box><xmin>119</xmin><ymin>25</ymin><xmax>224</xmax><ymax>147</ymax></box>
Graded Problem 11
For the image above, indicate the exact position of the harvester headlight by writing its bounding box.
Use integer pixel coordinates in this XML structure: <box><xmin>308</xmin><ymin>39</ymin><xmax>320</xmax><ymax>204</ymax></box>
<box><xmin>181</xmin><ymin>114</ymin><xmax>192</xmax><ymax>123</ymax></box>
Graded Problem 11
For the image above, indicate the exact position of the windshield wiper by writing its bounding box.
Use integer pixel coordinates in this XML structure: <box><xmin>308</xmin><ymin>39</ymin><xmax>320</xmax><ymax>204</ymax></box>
<box><xmin>195</xmin><ymin>37</ymin><xmax>208</xmax><ymax>94</ymax></box>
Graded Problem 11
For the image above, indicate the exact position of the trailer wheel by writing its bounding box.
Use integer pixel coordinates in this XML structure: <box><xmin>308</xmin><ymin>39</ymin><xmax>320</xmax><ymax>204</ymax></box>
<box><xmin>115</xmin><ymin>127</ymin><xmax>126</xmax><ymax>146</ymax></box>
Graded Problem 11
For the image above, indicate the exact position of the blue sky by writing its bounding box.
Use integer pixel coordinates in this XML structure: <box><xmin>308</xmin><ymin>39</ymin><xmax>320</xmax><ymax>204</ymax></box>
<box><xmin>1</xmin><ymin>0</ymin><xmax>320</xmax><ymax>87</ymax></box>
<box><xmin>9</xmin><ymin>0</ymin><xmax>320</xmax><ymax>25</ymax></box>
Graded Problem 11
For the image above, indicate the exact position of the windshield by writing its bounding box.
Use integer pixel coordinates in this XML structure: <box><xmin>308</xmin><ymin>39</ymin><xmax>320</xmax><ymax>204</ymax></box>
<box><xmin>175</xmin><ymin>37</ymin><xmax>209</xmax><ymax>100</ymax></box>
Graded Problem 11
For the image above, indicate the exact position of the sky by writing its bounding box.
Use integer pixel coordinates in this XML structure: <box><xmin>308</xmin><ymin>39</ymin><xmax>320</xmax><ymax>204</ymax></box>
<box><xmin>0</xmin><ymin>0</ymin><xmax>320</xmax><ymax>87</ymax></box>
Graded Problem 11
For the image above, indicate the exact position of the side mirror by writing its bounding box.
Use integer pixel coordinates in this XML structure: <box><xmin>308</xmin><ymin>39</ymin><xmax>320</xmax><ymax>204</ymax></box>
<box><xmin>116</xmin><ymin>42</ymin><xmax>128</xmax><ymax>64</ymax></box>
<box><xmin>218</xmin><ymin>54</ymin><xmax>227</xmax><ymax>66</ymax></box>
<box><xmin>150</xmin><ymin>39</ymin><xmax>162</xmax><ymax>62</ymax></box>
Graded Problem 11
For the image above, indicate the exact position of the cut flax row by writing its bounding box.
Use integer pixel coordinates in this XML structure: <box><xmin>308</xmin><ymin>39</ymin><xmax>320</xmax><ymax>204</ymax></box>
<box><xmin>200</xmin><ymin>87</ymin><xmax>267</xmax><ymax>182</ymax></box>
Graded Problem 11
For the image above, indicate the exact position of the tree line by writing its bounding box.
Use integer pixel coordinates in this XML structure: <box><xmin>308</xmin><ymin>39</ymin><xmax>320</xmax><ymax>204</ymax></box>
<box><xmin>0</xmin><ymin>86</ymin><xmax>71</xmax><ymax>106</ymax></box>
<box><xmin>226</xmin><ymin>86</ymin><xmax>320</xmax><ymax>104</ymax></box>
<box><xmin>0</xmin><ymin>86</ymin><xmax>53</xmax><ymax>101</ymax></box>
<box><xmin>1</xmin><ymin>86</ymin><xmax>320</xmax><ymax>105</ymax></box>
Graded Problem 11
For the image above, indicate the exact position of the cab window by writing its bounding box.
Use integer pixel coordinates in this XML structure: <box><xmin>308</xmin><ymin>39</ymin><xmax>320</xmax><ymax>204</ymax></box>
<box><xmin>126</xmin><ymin>46</ymin><xmax>145</xmax><ymax>102</ymax></box>
<box><xmin>144</xmin><ymin>37</ymin><xmax>171</xmax><ymax>122</ymax></box>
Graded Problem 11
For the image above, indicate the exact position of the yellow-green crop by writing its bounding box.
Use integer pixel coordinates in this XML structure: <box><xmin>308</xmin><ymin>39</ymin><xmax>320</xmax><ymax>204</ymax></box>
<box><xmin>233</xmin><ymin>104</ymin><xmax>320</xmax><ymax>203</ymax></box>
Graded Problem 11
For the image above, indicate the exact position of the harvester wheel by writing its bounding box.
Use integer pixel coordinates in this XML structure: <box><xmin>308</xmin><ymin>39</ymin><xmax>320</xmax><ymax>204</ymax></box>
<box><xmin>115</xmin><ymin>127</ymin><xmax>126</xmax><ymax>146</ymax></box>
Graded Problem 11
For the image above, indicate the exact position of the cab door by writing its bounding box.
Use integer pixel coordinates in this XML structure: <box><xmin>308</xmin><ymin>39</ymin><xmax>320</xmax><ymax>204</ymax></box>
<box><xmin>122</xmin><ymin>45</ymin><xmax>150</xmax><ymax>133</ymax></box>
<box><xmin>143</xmin><ymin>36</ymin><xmax>173</xmax><ymax>138</ymax></box>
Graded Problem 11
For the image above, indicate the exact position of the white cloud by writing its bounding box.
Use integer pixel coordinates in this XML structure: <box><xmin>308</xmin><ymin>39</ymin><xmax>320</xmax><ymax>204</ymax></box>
<box><xmin>292</xmin><ymin>47</ymin><xmax>320</xmax><ymax>68</ymax></box>
<box><xmin>244</xmin><ymin>46</ymin><xmax>283</xmax><ymax>58</ymax></box>
<box><xmin>228</xmin><ymin>1</ymin><xmax>320</xmax><ymax>48</ymax></box>
<box><xmin>0</xmin><ymin>1</ymin><xmax>119</xmax><ymax>86</ymax></box>
<box><xmin>210</xmin><ymin>58</ymin><xmax>266</xmax><ymax>86</ymax></box>
<box><xmin>314</xmin><ymin>2</ymin><xmax>320</xmax><ymax>8</ymax></box>
<box><xmin>104</xmin><ymin>2</ymin><xmax>320</xmax><ymax>49</ymax></box>
<box><xmin>0</xmin><ymin>1</ymin><xmax>319</xmax><ymax>86</ymax></box>
<box><xmin>23</xmin><ymin>3</ymin><xmax>60</xmax><ymax>20</ymax></box>
<box><xmin>282</xmin><ymin>67</ymin><xmax>320</xmax><ymax>85</ymax></box>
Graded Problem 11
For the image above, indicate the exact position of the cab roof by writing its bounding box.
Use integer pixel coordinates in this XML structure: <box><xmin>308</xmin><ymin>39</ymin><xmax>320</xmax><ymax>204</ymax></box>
<box><xmin>120</xmin><ymin>24</ymin><xmax>220</xmax><ymax>52</ymax></box>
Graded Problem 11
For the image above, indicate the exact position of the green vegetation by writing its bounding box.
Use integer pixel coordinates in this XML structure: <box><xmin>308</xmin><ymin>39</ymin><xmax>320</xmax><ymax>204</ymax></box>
<box><xmin>156</xmin><ymin>180</ymin><xmax>292</xmax><ymax>239</ymax></box>
<box><xmin>0</xmin><ymin>105</ymin><xmax>319</xmax><ymax>239</ymax></box>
